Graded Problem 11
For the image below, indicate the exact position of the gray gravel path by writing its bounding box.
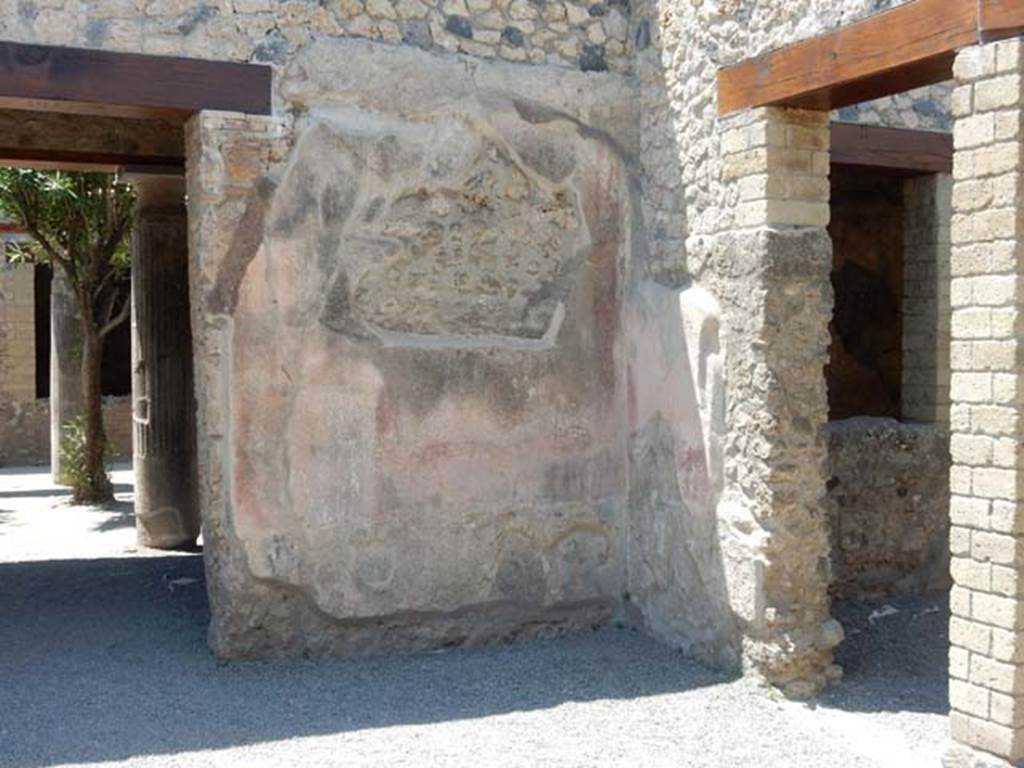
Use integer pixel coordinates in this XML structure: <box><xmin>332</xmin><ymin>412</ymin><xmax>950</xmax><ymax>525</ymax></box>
<box><xmin>0</xmin><ymin>466</ymin><xmax>950</xmax><ymax>767</ymax></box>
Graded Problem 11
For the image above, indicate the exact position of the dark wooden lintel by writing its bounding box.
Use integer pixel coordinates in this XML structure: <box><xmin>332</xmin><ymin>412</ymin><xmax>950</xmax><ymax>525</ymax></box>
<box><xmin>830</xmin><ymin>122</ymin><xmax>952</xmax><ymax>176</ymax></box>
<box><xmin>0</xmin><ymin>40</ymin><xmax>271</xmax><ymax>119</ymax></box>
<box><xmin>0</xmin><ymin>147</ymin><xmax>184</xmax><ymax>173</ymax></box>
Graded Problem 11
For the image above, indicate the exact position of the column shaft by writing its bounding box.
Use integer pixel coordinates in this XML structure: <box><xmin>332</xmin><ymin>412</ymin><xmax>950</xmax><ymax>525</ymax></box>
<box><xmin>129</xmin><ymin>173</ymin><xmax>199</xmax><ymax>549</ymax></box>
<box><xmin>716</xmin><ymin>106</ymin><xmax>841</xmax><ymax>696</ymax></box>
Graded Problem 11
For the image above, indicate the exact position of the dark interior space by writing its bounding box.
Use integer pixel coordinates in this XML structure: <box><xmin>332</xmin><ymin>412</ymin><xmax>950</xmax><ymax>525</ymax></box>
<box><xmin>826</xmin><ymin>168</ymin><xmax>905</xmax><ymax>421</ymax></box>
<box><xmin>33</xmin><ymin>262</ymin><xmax>49</xmax><ymax>399</ymax></box>
<box><xmin>33</xmin><ymin>263</ymin><xmax>131</xmax><ymax>399</ymax></box>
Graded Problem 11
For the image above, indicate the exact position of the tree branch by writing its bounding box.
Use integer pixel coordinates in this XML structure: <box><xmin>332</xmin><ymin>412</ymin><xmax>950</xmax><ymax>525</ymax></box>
<box><xmin>10</xmin><ymin>183</ymin><xmax>76</xmax><ymax>283</ymax></box>
<box><xmin>98</xmin><ymin>291</ymin><xmax>131</xmax><ymax>338</ymax></box>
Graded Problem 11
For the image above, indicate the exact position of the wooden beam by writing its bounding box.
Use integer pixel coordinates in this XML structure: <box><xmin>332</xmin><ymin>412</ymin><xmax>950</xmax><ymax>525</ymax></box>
<box><xmin>0</xmin><ymin>41</ymin><xmax>271</xmax><ymax>119</ymax></box>
<box><xmin>0</xmin><ymin>147</ymin><xmax>184</xmax><ymax>173</ymax></box>
<box><xmin>981</xmin><ymin>0</ymin><xmax>1024</xmax><ymax>42</ymax></box>
<box><xmin>829</xmin><ymin>122</ymin><xmax>952</xmax><ymax>175</ymax></box>
<box><xmin>718</xmin><ymin>0</ymin><xmax>1024</xmax><ymax>115</ymax></box>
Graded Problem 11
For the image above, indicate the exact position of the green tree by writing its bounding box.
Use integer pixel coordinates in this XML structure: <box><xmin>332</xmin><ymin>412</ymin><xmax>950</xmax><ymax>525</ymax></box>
<box><xmin>0</xmin><ymin>170</ymin><xmax>135</xmax><ymax>502</ymax></box>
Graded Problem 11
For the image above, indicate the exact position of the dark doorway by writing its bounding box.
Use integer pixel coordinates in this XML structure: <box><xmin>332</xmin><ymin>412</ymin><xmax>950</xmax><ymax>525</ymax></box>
<box><xmin>826</xmin><ymin>169</ymin><xmax>905</xmax><ymax>421</ymax></box>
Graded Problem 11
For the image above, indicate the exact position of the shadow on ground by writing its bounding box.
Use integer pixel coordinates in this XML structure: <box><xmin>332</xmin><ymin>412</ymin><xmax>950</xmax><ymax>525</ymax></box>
<box><xmin>824</xmin><ymin>591</ymin><xmax>949</xmax><ymax>716</ymax></box>
<box><xmin>0</xmin><ymin>555</ymin><xmax>735</xmax><ymax>767</ymax></box>
<box><xmin>90</xmin><ymin>498</ymin><xmax>137</xmax><ymax>532</ymax></box>
<box><xmin>0</xmin><ymin>483</ymin><xmax>133</xmax><ymax>500</ymax></box>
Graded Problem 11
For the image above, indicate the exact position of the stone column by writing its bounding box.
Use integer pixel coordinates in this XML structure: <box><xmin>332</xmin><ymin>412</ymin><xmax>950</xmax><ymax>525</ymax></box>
<box><xmin>49</xmin><ymin>268</ymin><xmax>83</xmax><ymax>480</ymax></box>
<box><xmin>715</xmin><ymin>106</ymin><xmax>842</xmax><ymax>697</ymax></box>
<box><xmin>945</xmin><ymin>39</ymin><xmax>1024</xmax><ymax>767</ymax></box>
<box><xmin>127</xmin><ymin>171</ymin><xmax>199</xmax><ymax>549</ymax></box>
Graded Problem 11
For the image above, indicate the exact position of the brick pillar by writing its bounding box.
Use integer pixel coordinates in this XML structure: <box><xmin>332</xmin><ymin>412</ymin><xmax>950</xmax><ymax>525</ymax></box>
<box><xmin>49</xmin><ymin>268</ymin><xmax>83</xmax><ymax>480</ymax></box>
<box><xmin>903</xmin><ymin>173</ymin><xmax>953</xmax><ymax>425</ymax></box>
<box><xmin>946</xmin><ymin>39</ymin><xmax>1024</xmax><ymax>767</ymax></box>
<box><xmin>716</xmin><ymin>107</ymin><xmax>842</xmax><ymax>697</ymax></box>
<box><xmin>127</xmin><ymin>171</ymin><xmax>199</xmax><ymax>550</ymax></box>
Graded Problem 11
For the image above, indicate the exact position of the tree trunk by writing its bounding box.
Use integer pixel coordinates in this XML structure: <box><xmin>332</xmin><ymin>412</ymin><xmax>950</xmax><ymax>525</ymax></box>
<box><xmin>77</xmin><ymin>328</ymin><xmax>112</xmax><ymax>502</ymax></box>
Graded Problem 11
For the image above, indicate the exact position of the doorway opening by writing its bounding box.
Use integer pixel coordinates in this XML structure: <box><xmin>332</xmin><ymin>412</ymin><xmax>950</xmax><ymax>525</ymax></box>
<box><xmin>822</xmin><ymin>119</ymin><xmax>953</xmax><ymax>744</ymax></box>
<box><xmin>0</xmin><ymin>107</ymin><xmax>203</xmax><ymax>600</ymax></box>
<box><xmin>0</xmin><ymin>39</ymin><xmax>270</xmax><ymax>660</ymax></box>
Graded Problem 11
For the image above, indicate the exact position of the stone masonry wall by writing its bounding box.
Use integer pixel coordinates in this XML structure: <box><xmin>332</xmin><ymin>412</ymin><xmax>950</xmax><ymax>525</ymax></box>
<box><xmin>626</xmin><ymin>0</ymin><xmax>957</xmax><ymax>693</ymax></box>
<box><xmin>0</xmin><ymin>0</ymin><xmax>949</xmax><ymax>123</ymax></box>
<box><xmin>626</xmin><ymin>0</ymin><xmax>963</xmax><ymax>693</ymax></box>
<box><xmin>0</xmin><ymin>0</ymin><xmax>634</xmax><ymax>75</ymax></box>
<box><xmin>0</xmin><ymin>262</ymin><xmax>41</xmax><ymax>465</ymax></box>
<box><xmin>838</xmin><ymin>83</ymin><xmax>953</xmax><ymax>133</ymax></box>
<box><xmin>827</xmin><ymin>417</ymin><xmax>951</xmax><ymax>599</ymax></box>
<box><xmin>627</xmin><ymin>98</ymin><xmax>842</xmax><ymax>696</ymax></box>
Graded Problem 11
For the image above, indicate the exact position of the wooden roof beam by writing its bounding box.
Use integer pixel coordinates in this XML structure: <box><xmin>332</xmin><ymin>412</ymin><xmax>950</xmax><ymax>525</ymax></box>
<box><xmin>0</xmin><ymin>41</ymin><xmax>272</xmax><ymax>120</ymax></box>
<box><xmin>982</xmin><ymin>0</ymin><xmax>1024</xmax><ymax>42</ymax></box>
<box><xmin>829</xmin><ymin>122</ymin><xmax>952</xmax><ymax>176</ymax></box>
<box><xmin>718</xmin><ymin>0</ymin><xmax>1024</xmax><ymax>115</ymax></box>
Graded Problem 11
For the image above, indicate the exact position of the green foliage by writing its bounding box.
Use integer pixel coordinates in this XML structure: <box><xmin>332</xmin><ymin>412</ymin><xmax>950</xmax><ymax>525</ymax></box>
<box><xmin>0</xmin><ymin>169</ymin><xmax>136</xmax><ymax>504</ymax></box>
<box><xmin>0</xmin><ymin>169</ymin><xmax>134</xmax><ymax>277</ymax></box>
<box><xmin>57</xmin><ymin>416</ymin><xmax>112</xmax><ymax>502</ymax></box>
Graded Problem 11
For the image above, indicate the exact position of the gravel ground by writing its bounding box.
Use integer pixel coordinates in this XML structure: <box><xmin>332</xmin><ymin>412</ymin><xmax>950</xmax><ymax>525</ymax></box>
<box><xmin>0</xmin><ymin>465</ymin><xmax>950</xmax><ymax>768</ymax></box>
<box><xmin>0</xmin><ymin>465</ymin><xmax>169</xmax><ymax>562</ymax></box>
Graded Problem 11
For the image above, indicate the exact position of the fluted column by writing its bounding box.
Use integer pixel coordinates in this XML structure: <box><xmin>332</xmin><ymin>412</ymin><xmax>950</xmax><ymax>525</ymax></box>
<box><xmin>127</xmin><ymin>171</ymin><xmax>199</xmax><ymax>549</ymax></box>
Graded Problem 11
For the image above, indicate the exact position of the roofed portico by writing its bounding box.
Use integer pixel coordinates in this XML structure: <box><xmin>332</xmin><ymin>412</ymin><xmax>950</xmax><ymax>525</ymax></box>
<box><xmin>718</xmin><ymin>2</ymin><xmax>1024</xmax><ymax>764</ymax></box>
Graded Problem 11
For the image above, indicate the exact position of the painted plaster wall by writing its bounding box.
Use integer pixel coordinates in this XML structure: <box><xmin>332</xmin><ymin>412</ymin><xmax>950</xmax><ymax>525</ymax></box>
<box><xmin>187</xmin><ymin>39</ymin><xmax>637</xmax><ymax>656</ymax></box>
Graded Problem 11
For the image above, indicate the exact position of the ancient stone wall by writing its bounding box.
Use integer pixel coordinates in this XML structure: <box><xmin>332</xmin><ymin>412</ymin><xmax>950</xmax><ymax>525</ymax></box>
<box><xmin>0</xmin><ymin>261</ymin><xmax>42</xmax><ymax>465</ymax></box>
<box><xmin>838</xmin><ymin>83</ymin><xmax>953</xmax><ymax>133</ymax></box>
<box><xmin>827</xmin><ymin>417</ymin><xmax>951</xmax><ymax>598</ymax></box>
<box><xmin>0</xmin><ymin>0</ymin><xmax>634</xmax><ymax>75</ymax></box>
